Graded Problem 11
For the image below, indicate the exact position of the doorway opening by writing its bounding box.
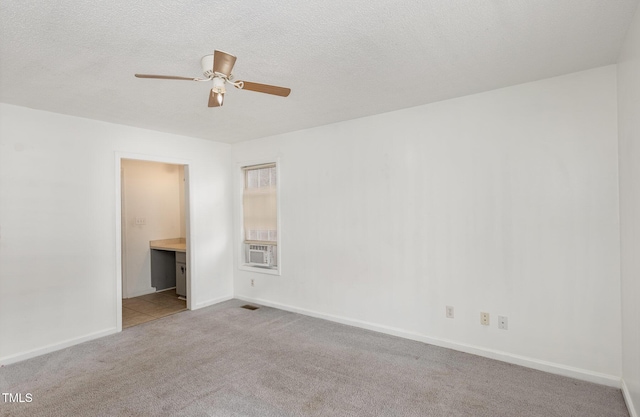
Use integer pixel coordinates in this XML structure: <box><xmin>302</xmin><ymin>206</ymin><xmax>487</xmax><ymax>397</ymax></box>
<box><xmin>116</xmin><ymin>157</ymin><xmax>191</xmax><ymax>330</ymax></box>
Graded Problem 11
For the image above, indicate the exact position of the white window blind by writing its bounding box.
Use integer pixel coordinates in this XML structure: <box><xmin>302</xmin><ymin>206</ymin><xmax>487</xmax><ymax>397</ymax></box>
<box><xmin>243</xmin><ymin>164</ymin><xmax>277</xmax><ymax>242</ymax></box>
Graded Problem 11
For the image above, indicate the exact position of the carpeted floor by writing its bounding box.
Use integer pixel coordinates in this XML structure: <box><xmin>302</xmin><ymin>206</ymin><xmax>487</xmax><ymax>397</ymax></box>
<box><xmin>0</xmin><ymin>299</ymin><xmax>629</xmax><ymax>417</ymax></box>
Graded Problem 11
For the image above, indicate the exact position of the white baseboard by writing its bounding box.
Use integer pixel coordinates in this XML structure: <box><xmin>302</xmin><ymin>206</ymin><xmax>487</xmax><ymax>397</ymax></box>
<box><xmin>236</xmin><ymin>295</ymin><xmax>621</xmax><ymax>388</ymax></box>
<box><xmin>0</xmin><ymin>328</ymin><xmax>118</xmax><ymax>366</ymax></box>
<box><xmin>623</xmin><ymin>379</ymin><xmax>638</xmax><ymax>417</ymax></box>
<box><xmin>125</xmin><ymin>287</ymin><xmax>156</xmax><ymax>298</ymax></box>
<box><xmin>1</xmin><ymin>294</ymin><xmax>233</xmax><ymax>367</ymax></box>
<box><xmin>193</xmin><ymin>294</ymin><xmax>234</xmax><ymax>310</ymax></box>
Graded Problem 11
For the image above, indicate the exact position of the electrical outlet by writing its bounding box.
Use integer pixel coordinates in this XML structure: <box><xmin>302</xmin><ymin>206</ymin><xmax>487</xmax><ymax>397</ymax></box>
<box><xmin>446</xmin><ymin>306</ymin><xmax>454</xmax><ymax>318</ymax></box>
<box><xmin>498</xmin><ymin>315</ymin><xmax>508</xmax><ymax>330</ymax></box>
<box><xmin>250</xmin><ymin>279</ymin><xmax>255</xmax><ymax>287</ymax></box>
<box><xmin>480</xmin><ymin>312</ymin><xmax>490</xmax><ymax>326</ymax></box>
<box><xmin>135</xmin><ymin>217</ymin><xmax>146</xmax><ymax>225</ymax></box>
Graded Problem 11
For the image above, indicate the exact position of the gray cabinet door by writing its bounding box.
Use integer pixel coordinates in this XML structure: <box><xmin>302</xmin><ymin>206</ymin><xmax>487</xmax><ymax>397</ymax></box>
<box><xmin>151</xmin><ymin>249</ymin><xmax>177</xmax><ymax>291</ymax></box>
<box><xmin>176</xmin><ymin>262</ymin><xmax>186</xmax><ymax>297</ymax></box>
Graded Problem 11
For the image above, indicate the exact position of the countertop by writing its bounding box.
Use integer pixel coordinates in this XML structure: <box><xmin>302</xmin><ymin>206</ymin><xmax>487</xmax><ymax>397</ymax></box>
<box><xmin>150</xmin><ymin>238</ymin><xmax>186</xmax><ymax>252</ymax></box>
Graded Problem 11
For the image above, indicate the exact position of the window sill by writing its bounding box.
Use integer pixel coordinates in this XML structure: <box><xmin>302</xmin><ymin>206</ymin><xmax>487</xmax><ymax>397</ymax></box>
<box><xmin>239</xmin><ymin>264</ymin><xmax>281</xmax><ymax>276</ymax></box>
<box><xmin>244</xmin><ymin>240</ymin><xmax>278</xmax><ymax>245</ymax></box>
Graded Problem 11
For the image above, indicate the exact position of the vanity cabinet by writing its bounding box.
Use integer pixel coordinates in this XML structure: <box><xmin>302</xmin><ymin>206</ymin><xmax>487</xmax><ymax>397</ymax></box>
<box><xmin>149</xmin><ymin>238</ymin><xmax>187</xmax><ymax>297</ymax></box>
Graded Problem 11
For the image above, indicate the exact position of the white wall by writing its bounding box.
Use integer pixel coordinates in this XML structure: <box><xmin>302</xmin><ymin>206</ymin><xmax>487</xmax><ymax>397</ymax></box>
<box><xmin>233</xmin><ymin>66</ymin><xmax>622</xmax><ymax>385</ymax></box>
<box><xmin>618</xmin><ymin>3</ymin><xmax>640</xmax><ymax>414</ymax></box>
<box><xmin>0</xmin><ymin>104</ymin><xmax>234</xmax><ymax>363</ymax></box>
<box><xmin>122</xmin><ymin>159</ymin><xmax>183</xmax><ymax>297</ymax></box>
<box><xmin>179</xmin><ymin>166</ymin><xmax>186</xmax><ymax>238</ymax></box>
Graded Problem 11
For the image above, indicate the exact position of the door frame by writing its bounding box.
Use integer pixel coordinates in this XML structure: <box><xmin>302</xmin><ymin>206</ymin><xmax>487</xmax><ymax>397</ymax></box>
<box><xmin>114</xmin><ymin>152</ymin><xmax>193</xmax><ymax>332</ymax></box>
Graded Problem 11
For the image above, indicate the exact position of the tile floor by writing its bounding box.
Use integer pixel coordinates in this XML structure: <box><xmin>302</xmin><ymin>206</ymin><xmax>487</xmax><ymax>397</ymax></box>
<box><xmin>122</xmin><ymin>289</ymin><xmax>187</xmax><ymax>328</ymax></box>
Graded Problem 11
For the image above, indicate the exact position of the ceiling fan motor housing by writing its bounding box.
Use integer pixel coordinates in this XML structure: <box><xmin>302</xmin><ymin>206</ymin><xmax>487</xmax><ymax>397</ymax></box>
<box><xmin>201</xmin><ymin>54</ymin><xmax>215</xmax><ymax>78</ymax></box>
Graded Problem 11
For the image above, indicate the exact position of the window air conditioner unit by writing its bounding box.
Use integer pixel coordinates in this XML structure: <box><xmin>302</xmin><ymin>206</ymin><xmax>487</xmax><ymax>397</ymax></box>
<box><xmin>247</xmin><ymin>244</ymin><xmax>277</xmax><ymax>267</ymax></box>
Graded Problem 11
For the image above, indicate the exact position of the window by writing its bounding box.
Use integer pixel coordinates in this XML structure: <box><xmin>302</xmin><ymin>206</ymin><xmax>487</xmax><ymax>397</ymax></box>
<box><xmin>242</xmin><ymin>163</ymin><xmax>278</xmax><ymax>270</ymax></box>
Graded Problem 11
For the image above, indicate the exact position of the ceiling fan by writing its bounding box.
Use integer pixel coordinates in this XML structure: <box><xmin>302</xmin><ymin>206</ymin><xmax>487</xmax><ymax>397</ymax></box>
<box><xmin>135</xmin><ymin>50</ymin><xmax>291</xmax><ymax>107</ymax></box>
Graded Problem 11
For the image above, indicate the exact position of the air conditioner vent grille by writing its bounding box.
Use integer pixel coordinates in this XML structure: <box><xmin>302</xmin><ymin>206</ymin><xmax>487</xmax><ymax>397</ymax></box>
<box><xmin>244</xmin><ymin>243</ymin><xmax>277</xmax><ymax>268</ymax></box>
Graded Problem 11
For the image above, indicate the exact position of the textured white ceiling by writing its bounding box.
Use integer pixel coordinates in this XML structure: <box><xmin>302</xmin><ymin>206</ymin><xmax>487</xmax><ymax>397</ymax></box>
<box><xmin>1</xmin><ymin>0</ymin><xmax>637</xmax><ymax>143</ymax></box>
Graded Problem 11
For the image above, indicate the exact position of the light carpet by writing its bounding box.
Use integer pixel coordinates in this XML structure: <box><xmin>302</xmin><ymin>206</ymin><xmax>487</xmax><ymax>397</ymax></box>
<box><xmin>0</xmin><ymin>300</ymin><xmax>629</xmax><ymax>416</ymax></box>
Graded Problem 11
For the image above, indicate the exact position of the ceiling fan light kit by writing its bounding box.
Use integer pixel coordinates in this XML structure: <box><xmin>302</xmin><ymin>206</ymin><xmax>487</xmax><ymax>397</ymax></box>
<box><xmin>135</xmin><ymin>50</ymin><xmax>291</xmax><ymax>108</ymax></box>
<box><xmin>211</xmin><ymin>76</ymin><xmax>226</xmax><ymax>106</ymax></box>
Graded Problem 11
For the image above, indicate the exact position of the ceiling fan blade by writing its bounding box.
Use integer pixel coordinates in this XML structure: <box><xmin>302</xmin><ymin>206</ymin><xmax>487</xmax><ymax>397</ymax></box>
<box><xmin>213</xmin><ymin>50</ymin><xmax>237</xmax><ymax>77</ymax></box>
<box><xmin>237</xmin><ymin>81</ymin><xmax>291</xmax><ymax>97</ymax></box>
<box><xmin>208</xmin><ymin>89</ymin><xmax>222</xmax><ymax>108</ymax></box>
<box><xmin>135</xmin><ymin>74</ymin><xmax>198</xmax><ymax>81</ymax></box>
